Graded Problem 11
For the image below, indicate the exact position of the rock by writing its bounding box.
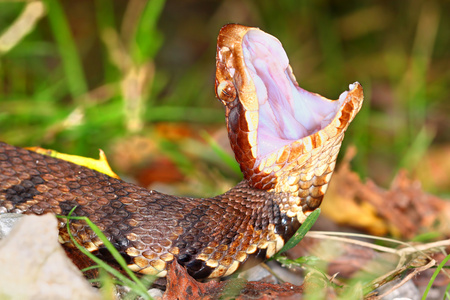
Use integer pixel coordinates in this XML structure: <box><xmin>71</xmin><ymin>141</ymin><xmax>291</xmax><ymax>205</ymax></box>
<box><xmin>148</xmin><ymin>288</ymin><xmax>164</xmax><ymax>299</ymax></box>
<box><xmin>379</xmin><ymin>280</ymin><xmax>420</xmax><ymax>300</ymax></box>
<box><xmin>239</xmin><ymin>263</ymin><xmax>279</xmax><ymax>284</ymax></box>
<box><xmin>0</xmin><ymin>213</ymin><xmax>23</xmax><ymax>239</ymax></box>
<box><xmin>0</xmin><ymin>213</ymin><xmax>101</xmax><ymax>300</ymax></box>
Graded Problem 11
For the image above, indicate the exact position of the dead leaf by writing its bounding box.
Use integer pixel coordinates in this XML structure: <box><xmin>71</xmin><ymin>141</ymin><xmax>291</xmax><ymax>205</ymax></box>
<box><xmin>322</xmin><ymin>147</ymin><xmax>388</xmax><ymax>236</ymax></box>
<box><xmin>163</xmin><ymin>260</ymin><xmax>304</xmax><ymax>300</ymax></box>
<box><xmin>323</xmin><ymin>146</ymin><xmax>450</xmax><ymax>238</ymax></box>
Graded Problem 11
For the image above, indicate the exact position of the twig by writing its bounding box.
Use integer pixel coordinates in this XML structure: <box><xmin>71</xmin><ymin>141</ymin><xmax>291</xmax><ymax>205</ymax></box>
<box><xmin>376</xmin><ymin>259</ymin><xmax>436</xmax><ymax>299</ymax></box>
<box><xmin>308</xmin><ymin>231</ymin><xmax>450</xmax><ymax>258</ymax></box>
<box><xmin>307</xmin><ymin>231</ymin><xmax>450</xmax><ymax>281</ymax></box>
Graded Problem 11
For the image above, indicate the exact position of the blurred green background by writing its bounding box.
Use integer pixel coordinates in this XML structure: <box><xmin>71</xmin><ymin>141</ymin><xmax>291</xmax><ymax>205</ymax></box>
<box><xmin>0</xmin><ymin>0</ymin><xmax>449</xmax><ymax>195</ymax></box>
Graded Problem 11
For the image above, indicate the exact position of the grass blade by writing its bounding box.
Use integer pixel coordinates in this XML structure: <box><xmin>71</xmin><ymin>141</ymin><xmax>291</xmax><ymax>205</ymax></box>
<box><xmin>44</xmin><ymin>0</ymin><xmax>88</xmax><ymax>100</ymax></box>
<box><xmin>57</xmin><ymin>208</ymin><xmax>154</xmax><ymax>300</ymax></box>
<box><xmin>422</xmin><ymin>253</ymin><xmax>449</xmax><ymax>300</ymax></box>
<box><xmin>201</xmin><ymin>131</ymin><xmax>241</xmax><ymax>176</ymax></box>
<box><xmin>0</xmin><ymin>2</ymin><xmax>46</xmax><ymax>54</ymax></box>
<box><xmin>270</xmin><ymin>208</ymin><xmax>321</xmax><ymax>260</ymax></box>
<box><xmin>132</xmin><ymin>0</ymin><xmax>166</xmax><ymax>62</ymax></box>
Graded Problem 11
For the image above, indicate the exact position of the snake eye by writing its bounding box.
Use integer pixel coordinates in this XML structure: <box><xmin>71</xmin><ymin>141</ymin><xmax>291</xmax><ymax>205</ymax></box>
<box><xmin>216</xmin><ymin>80</ymin><xmax>237</xmax><ymax>103</ymax></box>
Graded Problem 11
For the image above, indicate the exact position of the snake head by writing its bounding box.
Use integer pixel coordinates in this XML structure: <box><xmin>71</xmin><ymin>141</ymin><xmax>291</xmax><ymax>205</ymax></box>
<box><xmin>215</xmin><ymin>24</ymin><xmax>363</xmax><ymax>214</ymax></box>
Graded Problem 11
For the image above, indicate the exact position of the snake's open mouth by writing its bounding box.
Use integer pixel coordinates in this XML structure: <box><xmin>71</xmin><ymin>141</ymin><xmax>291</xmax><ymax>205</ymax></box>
<box><xmin>216</xmin><ymin>24</ymin><xmax>363</xmax><ymax>188</ymax></box>
<box><xmin>241</xmin><ymin>29</ymin><xmax>352</xmax><ymax>158</ymax></box>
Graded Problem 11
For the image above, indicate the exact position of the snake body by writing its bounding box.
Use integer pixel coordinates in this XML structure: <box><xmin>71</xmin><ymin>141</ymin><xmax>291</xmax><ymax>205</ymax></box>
<box><xmin>0</xmin><ymin>24</ymin><xmax>363</xmax><ymax>279</ymax></box>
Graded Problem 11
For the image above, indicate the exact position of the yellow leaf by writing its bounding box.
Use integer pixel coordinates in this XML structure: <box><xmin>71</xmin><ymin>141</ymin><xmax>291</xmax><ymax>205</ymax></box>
<box><xmin>26</xmin><ymin>147</ymin><xmax>120</xmax><ymax>179</ymax></box>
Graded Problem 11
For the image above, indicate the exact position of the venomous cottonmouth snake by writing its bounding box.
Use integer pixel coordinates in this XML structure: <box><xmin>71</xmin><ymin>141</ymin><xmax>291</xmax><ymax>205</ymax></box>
<box><xmin>0</xmin><ymin>24</ymin><xmax>363</xmax><ymax>280</ymax></box>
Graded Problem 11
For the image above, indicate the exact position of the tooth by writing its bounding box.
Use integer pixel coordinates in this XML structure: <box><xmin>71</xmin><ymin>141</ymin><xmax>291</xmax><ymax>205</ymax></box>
<box><xmin>349</xmin><ymin>82</ymin><xmax>359</xmax><ymax>90</ymax></box>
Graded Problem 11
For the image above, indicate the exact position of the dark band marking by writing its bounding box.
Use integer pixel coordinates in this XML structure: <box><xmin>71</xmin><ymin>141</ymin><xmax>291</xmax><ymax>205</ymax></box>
<box><xmin>94</xmin><ymin>246</ymin><xmax>134</xmax><ymax>266</ymax></box>
<box><xmin>58</xmin><ymin>198</ymin><xmax>134</xmax><ymax>267</ymax></box>
<box><xmin>275</xmin><ymin>215</ymin><xmax>301</xmax><ymax>241</ymax></box>
<box><xmin>4</xmin><ymin>176</ymin><xmax>43</xmax><ymax>205</ymax></box>
<box><xmin>237</xmin><ymin>247</ymin><xmax>268</xmax><ymax>274</ymax></box>
<box><xmin>185</xmin><ymin>259</ymin><xmax>214</xmax><ymax>279</ymax></box>
<box><xmin>59</xmin><ymin>200</ymin><xmax>82</xmax><ymax>216</ymax></box>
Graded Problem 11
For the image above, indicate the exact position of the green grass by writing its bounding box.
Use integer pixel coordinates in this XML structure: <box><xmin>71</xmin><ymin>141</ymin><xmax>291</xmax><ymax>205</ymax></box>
<box><xmin>271</xmin><ymin>209</ymin><xmax>321</xmax><ymax>260</ymax></box>
<box><xmin>45</xmin><ymin>0</ymin><xmax>88</xmax><ymax>101</ymax></box>
<box><xmin>422</xmin><ymin>253</ymin><xmax>450</xmax><ymax>300</ymax></box>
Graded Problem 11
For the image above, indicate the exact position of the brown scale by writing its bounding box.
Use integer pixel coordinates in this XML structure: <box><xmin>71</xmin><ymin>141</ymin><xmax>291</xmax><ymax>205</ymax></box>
<box><xmin>0</xmin><ymin>24</ymin><xmax>363</xmax><ymax>280</ymax></box>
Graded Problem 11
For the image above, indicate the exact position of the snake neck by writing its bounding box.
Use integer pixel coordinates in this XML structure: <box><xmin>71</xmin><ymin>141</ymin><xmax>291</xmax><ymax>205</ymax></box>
<box><xmin>172</xmin><ymin>179</ymin><xmax>304</xmax><ymax>279</ymax></box>
<box><xmin>221</xmin><ymin>180</ymin><xmax>305</xmax><ymax>236</ymax></box>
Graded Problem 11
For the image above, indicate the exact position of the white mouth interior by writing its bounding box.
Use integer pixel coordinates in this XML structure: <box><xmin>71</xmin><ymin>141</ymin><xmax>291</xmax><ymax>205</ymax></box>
<box><xmin>241</xmin><ymin>29</ymin><xmax>349</xmax><ymax>158</ymax></box>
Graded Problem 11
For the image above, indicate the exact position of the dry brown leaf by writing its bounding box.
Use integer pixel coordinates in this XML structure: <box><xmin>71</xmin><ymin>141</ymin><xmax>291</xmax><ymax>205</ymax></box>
<box><xmin>322</xmin><ymin>147</ymin><xmax>388</xmax><ymax>236</ymax></box>
<box><xmin>163</xmin><ymin>260</ymin><xmax>304</xmax><ymax>300</ymax></box>
<box><xmin>323</xmin><ymin>146</ymin><xmax>450</xmax><ymax>238</ymax></box>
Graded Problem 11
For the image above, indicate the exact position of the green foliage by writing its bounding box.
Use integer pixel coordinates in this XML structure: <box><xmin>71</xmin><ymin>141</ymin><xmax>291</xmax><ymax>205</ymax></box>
<box><xmin>422</xmin><ymin>253</ymin><xmax>450</xmax><ymax>300</ymax></box>
<box><xmin>271</xmin><ymin>208</ymin><xmax>321</xmax><ymax>260</ymax></box>
<box><xmin>202</xmin><ymin>131</ymin><xmax>241</xmax><ymax>176</ymax></box>
<box><xmin>131</xmin><ymin>0</ymin><xmax>165</xmax><ymax>63</ymax></box>
<box><xmin>45</xmin><ymin>0</ymin><xmax>88</xmax><ymax>99</ymax></box>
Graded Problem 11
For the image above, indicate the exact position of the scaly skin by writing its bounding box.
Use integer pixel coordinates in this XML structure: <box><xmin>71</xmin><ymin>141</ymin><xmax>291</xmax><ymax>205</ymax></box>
<box><xmin>0</xmin><ymin>24</ymin><xmax>363</xmax><ymax>279</ymax></box>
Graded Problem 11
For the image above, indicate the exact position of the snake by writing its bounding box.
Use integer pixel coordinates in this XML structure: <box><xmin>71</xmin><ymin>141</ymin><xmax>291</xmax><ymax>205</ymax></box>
<box><xmin>0</xmin><ymin>24</ymin><xmax>363</xmax><ymax>280</ymax></box>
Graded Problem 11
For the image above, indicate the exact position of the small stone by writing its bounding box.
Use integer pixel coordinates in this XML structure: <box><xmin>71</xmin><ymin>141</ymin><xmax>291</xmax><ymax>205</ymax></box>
<box><xmin>0</xmin><ymin>213</ymin><xmax>23</xmax><ymax>240</ymax></box>
<box><xmin>239</xmin><ymin>263</ymin><xmax>278</xmax><ymax>284</ymax></box>
<box><xmin>378</xmin><ymin>280</ymin><xmax>420</xmax><ymax>300</ymax></box>
<box><xmin>148</xmin><ymin>288</ymin><xmax>164</xmax><ymax>299</ymax></box>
